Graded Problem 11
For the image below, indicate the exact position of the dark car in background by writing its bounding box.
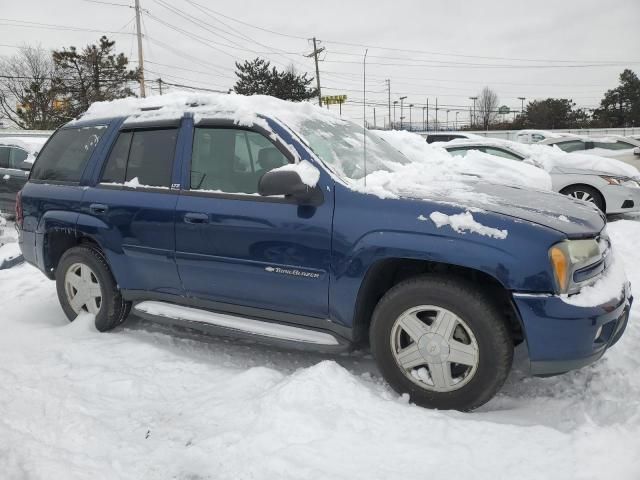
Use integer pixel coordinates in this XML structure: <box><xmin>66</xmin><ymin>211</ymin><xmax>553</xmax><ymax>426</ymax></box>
<box><xmin>0</xmin><ymin>136</ymin><xmax>48</xmax><ymax>216</ymax></box>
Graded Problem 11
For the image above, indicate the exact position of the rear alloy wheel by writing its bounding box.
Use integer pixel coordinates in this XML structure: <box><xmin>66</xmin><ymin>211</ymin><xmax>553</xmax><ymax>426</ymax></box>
<box><xmin>56</xmin><ymin>245</ymin><xmax>131</xmax><ymax>331</ymax></box>
<box><xmin>370</xmin><ymin>275</ymin><xmax>513</xmax><ymax>411</ymax></box>
<box><xmin>562</xmin><ymin>185</ymin><xmax>605</xmax><ymax>212</ymax></box>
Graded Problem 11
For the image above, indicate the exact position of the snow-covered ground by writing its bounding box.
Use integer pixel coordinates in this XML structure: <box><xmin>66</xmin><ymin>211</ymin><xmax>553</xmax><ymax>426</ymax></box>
<box><xmin>0</xmin><ymin>218</ymin><xmax>639</xmax><ymax>480</ymax></box>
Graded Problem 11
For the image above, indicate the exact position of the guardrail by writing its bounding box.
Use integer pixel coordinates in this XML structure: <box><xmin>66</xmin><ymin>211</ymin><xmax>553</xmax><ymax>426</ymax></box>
<box><xmin>416</xmin><ymin>127</ymin><xmax>640</xmax><ymax>141</ymax></box>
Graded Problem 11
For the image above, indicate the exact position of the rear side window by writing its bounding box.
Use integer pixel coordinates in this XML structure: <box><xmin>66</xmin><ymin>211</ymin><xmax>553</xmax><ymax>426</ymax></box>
<box><xmin>30</xmin><ymin>126</ymin><xmax>106</xmax><ymax>182</ymax></box>
<box><xmin>100</xmin><ymin>129</ymin><xmax>177</xmax><ymax>188</ymax></box>
<box><xmin>484</xmin><ymin>147</ymin><xmax>523</xmax><ymax>161</ymax></box>
<box><xmin>593</xmin><ymin>141</ymin><xmax>634</xmax><ymax>150</ymax></box>
<box><xmin>10</xmin><ymin>147</ymin><xmax>29</xmax><ymax>167</ymax></box>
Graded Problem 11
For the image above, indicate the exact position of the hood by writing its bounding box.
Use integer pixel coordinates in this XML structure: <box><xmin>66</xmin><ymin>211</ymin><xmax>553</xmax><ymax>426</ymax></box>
<box><xmin>400</xmin><ymin>180</ymin><xmax>605</xmax><ymax>238</ymax></box>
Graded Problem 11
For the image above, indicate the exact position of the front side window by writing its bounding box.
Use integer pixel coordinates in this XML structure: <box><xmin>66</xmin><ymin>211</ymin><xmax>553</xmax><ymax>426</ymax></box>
<box><xmin>531</xmin><ymin>134</ymin><xmax>545</xmax><ymax>142</ymax></box>
<box><xmin>100</xmin><ymin>129</ymin><xmax>177</xmax><ymax>188</ymax></box>
<box><xmin>9</xmin><ymin>147</ymin><xmax>29</xmax><ymax>168</ymax></box>
<box><xmin>190</xmin><ymin>128</ymin><xmax>289</xmax><ymax>194</ymax></box>
<box><xmin>484</xmin><ymin>147</ymin><xmax>523</xmax><ymax>161</ymax></box>
<box><xmin>446</xmin><ymin>147</ymin><xmax>473</xmax><ymax>158</ymax></box>
<box><xmin>30</xmin><ymin>126</ymin><xmax>106</xmax><ymax>182</ymax></box>
<box><xmin>555</xmin><ymin>140</ymin><xmax>586</xmax><ymax>153</ymax></box>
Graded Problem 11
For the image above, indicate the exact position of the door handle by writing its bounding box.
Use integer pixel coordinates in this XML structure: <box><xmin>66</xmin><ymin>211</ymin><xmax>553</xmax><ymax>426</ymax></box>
<box><xmin>184</xmin><ymin>212</ymin><xmax>209</xmax><ymax>224</ymax></box>
<box><xmin>90</xmin><ymin>203</ymin><xmax>109</xmax><ymax>214</ymax></box>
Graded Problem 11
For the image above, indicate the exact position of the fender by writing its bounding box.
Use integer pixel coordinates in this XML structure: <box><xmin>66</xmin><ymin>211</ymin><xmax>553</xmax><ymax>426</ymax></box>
<box><xmin>329</xmin><ymin>227</ymin><xmax>557</xmax><ymax>328</ymax></box>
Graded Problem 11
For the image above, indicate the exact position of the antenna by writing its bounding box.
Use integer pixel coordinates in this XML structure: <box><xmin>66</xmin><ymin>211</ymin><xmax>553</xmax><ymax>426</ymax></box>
<box><xmin>363</xmin><ymin>48</ymin><xmax>368</xmax><ymax>188</ymax></box>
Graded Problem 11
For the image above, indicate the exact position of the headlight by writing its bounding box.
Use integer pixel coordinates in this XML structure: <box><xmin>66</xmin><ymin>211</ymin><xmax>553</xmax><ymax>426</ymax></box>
<box><xmin>549</xmin><ymin>239</ymin><xmax>601</xmax><ymax>293</ymax></box>
<box><xmin>600</xmin><ymin>175</ymin><xmax>640</xmax><ymax>188</ymax></box>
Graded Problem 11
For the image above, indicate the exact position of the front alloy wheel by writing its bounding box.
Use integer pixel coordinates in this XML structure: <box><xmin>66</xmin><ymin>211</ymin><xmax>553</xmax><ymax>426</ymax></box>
<box><xmin>391</xmin><ymin>305</ymin><xmax>479</xmax><ymax>392</ymax></box>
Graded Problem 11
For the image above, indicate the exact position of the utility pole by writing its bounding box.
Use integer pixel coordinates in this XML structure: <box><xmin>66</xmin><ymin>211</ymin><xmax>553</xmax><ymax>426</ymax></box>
<box><xmin>373</xmin><ymin>108</ymin><xmax>376</xmax><ymax>128</ymax></box>
<box><xmin>306</xmin><ymin>37</ymin><xmax>325</xmax><ymax>106</ymax></box>
<box><xmin>386</xmin><ymin>79</ymin><xmax>391</xmax><ymax>128</ymax></box>
<box><xmin>455</xmin><ymin>111</ymin><xmax>459</xmax><ymax>130</ymax></box>
<box><xmin>422</xmin><ymin>106</ymin><xmax>426</xmax><ymax>131</ymax></box>
<box><xmin>426</xmin><ymin>98</ymin><xmax>429</xmax><ymax>131</ymax></box>
<box><xmin>399</xmin><ymin>96</ymin><xmax>407</xmax><ymax>129</ymax></box>
<box><xmin>469</xmin><ymin>96</ymin><xmax>478</xmax><ymax>128</ymax></box>
<box><xmin>435</xmin><ymin>98</ymin><xmax>438</xmax><ymax>131</ymax></box>
<box><xmin>157</xmin><ymin>78</ymin><xmax>163</xmax><ymax>95</ymax></box>
<box><xmin>446</xmin><ymin>109</ymin><xmax>450</xmax><ymax>128</ymax></box>
<box><xmin>135</xmin><ymin>0</ymin><xmax>146</xmax><ymax>98</ymax></box>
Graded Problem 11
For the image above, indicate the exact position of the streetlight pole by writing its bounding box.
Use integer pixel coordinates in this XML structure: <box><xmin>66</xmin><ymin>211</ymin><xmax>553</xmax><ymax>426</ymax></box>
<box><xmin>455</xmin><ymin>111</ymin><xmax>459</xmax><ymax>130</ymax></box>
<box><xmin>399</xmin><ymin>96</ymin><xmax>407</xmax><ymax>130</ymax></box>
<box><xmin>469</xmin><ymin>96</ymin><xmax>478</xmax><ymax>128</ymax></box>
<box><xmin>422</xmin><ymin>106</ymin><xmax>426</xmax><ymax>131</ymax></box>
<box><xmin>393</xmin><ymin>101</ymin><xmax>398</xmax><ymax>129</ymax></box>
<box><xmin>518</xmin><ymin>97</ymin><xmax>526</xmax><ymax>117</ymax></box>
<box><xmin>446</xmin><ymin>109</ymin><xmax>450</xmax><ymax>129</ymax></box>
<box><xmin>409</xmin><ymin>104</ymin><xmax>414</xmax><ymax>131</ymax></box>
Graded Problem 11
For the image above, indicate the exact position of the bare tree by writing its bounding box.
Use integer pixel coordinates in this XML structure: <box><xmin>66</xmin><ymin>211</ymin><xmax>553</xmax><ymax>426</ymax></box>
<box><xmin>0</xmin><ymin>46</ymin><xmax>64</xmax><ymax>129</ymax></box>
<box><xmin>476</xmin><ymin>86</ymin><xmax>499</xmax><ymax>130</ymax></box>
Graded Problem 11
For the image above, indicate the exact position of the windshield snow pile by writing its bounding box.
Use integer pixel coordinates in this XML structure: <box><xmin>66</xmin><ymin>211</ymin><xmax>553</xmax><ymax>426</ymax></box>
<box><xmin>376</xmin><ymin>130</ymin><xmax>553</xmax><ymax>191</ymax></box>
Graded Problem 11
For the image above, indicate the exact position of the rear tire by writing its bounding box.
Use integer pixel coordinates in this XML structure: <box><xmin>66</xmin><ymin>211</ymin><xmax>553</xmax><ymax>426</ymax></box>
<box><xmin>561</xmin><ymin>185</ymin><xmax>605</xmax><ymax>213</ymax></box>
<box><xmin>56</xmin><ymin>245</ymin><xmax>131</xmax><ymax>332</ymax></box>
<box><xmin>370</xmin><ymin>275</ymin><xmax>513</xmax><ymax>411</ymax></box>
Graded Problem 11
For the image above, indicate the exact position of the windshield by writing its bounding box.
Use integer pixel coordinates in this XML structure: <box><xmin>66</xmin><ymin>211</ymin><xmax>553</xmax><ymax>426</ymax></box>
<box><xmin>296</xmin><ymin>118</ymin><xmax>412</xmax><ymax>180</ymax></box>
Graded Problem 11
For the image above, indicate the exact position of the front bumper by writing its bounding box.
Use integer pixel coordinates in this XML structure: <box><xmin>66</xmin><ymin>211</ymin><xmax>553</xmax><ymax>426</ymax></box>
<box><xmin>512</xmin><ymin>281</ymin><xmax>632</xmax><ymax>376</ymax></box>
<box><xmin>602</xmin><ymin>184</ymin><xmax>640</xmax><ymax>214</ymax></box>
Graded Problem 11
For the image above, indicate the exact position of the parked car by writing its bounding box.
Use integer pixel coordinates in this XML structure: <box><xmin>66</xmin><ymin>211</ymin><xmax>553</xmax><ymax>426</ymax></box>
<box><xmin>444</xmin><ymin>139</ymin><xmax>640</xmax><ymax>214</ymax></box>
<box><xmin>0</xmin><ymin>136</ymin><xmax>48</xmax><ymax>216</ymax></box>
<box><xmin>540</xmin><ymin>135</ymin><xmax>640</xmax><ymax>165</ymax></box>
<box><xmin>425</xmin><ymin>131</ymin><xmax>482</xmax><ymax>143</ymax></box>
<box><xmin>515</xmin><ymin>129</ymin><xmax>574</xmax><ymax>144</ymax></box>
<box><xmin>18</xmin><ymin>94</ymin><xmax>631</xmax><ymax>411</ymax></box>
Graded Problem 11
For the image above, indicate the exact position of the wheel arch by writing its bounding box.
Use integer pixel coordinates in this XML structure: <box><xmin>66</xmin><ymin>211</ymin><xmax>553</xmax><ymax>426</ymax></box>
<box><xmin>351</xmin><ymin>257</ymin><xmax>524</xmax><ymax>348</ymax></box>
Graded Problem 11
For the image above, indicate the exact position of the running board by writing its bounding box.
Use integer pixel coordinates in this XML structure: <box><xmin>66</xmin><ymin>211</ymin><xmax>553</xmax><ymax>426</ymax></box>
<box><xmin>133</xmin><ymin>300</ymin><xmax>344</xmax><ymax>348</ymax></box>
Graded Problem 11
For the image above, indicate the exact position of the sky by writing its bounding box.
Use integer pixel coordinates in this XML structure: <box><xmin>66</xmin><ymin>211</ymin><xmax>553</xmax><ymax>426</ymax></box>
<box><xmin>1</xmin><ymin>0</ymin><xmax>639</xmax><ymax>129</ymax></box>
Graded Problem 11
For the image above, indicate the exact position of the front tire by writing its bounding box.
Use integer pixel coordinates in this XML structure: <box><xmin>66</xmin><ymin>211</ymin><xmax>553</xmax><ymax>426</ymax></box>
<box><xmin>561</xmin><ymin>185</ymin><xmax>605</xmax><ymax>213</ymax></box>
<box><xmin>56</xmin><ymin>245</ymin><xmax>131</xmax><ymax>332</ymax></box>
<box><xmin>370</xmin><ymin>275</ymin><xmax>513</xmax><ymax>411</ymax></box>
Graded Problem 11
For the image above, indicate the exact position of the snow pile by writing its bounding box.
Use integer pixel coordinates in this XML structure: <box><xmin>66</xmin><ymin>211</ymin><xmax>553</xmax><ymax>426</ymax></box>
<box><xmin>425</xmin><ymin>211</ymin><xmax>508</xmax><ymax>239</ymax></box>
<box><xmin>272</xmin><ymin>160</ymin><xmax>321</xmax><ymax>187</ymax></box>
<box><xmin>0</xmin><ymin>218</ymin><xmax>639</xmax><ymax>479</ymax></box>
<box><xmin>375</xmin><ymin>129</ymin><xmax>553</xmax><ymax>191</ymax></box>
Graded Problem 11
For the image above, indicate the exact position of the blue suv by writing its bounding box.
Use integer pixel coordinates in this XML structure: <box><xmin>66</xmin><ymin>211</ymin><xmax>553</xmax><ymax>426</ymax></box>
<box><xmin>17</xmin><ymin>96</ymin><xmax>632</xmax><ymax>411</ymax></box>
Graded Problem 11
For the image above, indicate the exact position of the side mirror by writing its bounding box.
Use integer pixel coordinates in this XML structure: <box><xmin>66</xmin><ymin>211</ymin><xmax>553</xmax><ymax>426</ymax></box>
<box><xmin>633</xmin><ymin>147</ymin><xmax>640</xmax><ymax>156</ymax></box>
<box><xmin>258</xmin><ymin>169</ymin><xmax>323</xmax><ymax>206</ymax></box>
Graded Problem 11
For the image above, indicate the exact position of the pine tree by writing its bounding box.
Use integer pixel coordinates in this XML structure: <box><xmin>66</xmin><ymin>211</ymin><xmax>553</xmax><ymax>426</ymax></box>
<box><xmin>233</xmin><ymin>58</ymin><xmax>317</xmax><ymax>101</ymax></box>
<box><xmin>52</xmin><ymin>36</ymin><xmax>139</xmax><ymax>118</ymax></box>
<box><xmin>593</xmin><ymin>69</ymin><xmax>640</xmax><ymax>127</ymax></box>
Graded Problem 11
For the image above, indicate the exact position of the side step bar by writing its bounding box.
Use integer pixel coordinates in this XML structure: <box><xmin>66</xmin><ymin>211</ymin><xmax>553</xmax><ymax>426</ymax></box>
<box><xmin>133</xmin><ymin>301</ymin><xmax>349</xmax><ymax>351</ymax></box>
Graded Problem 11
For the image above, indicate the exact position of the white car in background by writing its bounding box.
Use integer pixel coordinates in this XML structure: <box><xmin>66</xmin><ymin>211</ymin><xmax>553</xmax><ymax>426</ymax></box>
<box><xmin>515</xmin><ymin>129</ymin><xmax>574</xmax><ymax>144</ymax></box>
<box><xmin>442</xmin><ymin>138</ymin><xmax>640</xmax><ymax>215</ymax></box>
<box><xmin>540</xmin><ymin>134</ymin><xmax>640</xmax><ymax>166</ymax></box>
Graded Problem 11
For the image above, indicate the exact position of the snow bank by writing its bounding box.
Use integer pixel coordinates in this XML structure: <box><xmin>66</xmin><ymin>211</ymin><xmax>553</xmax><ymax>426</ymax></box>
<box><xmin>375</xmin><ymin>129</ymin><xmax>553</xmax><ymax>191</ymax></box>
<box><xmin>0</xmin><ymin>218</ymin><xmax>640</xmax><ymax>479</ymax></box>
<box><xmin>272</xmin><ymin>160</ymin><xmax>320</xmax><ymax>187</ymax></box>
<box><xmin>425</xmin><ymin>211</ymin><xmax>508</xmax><ymax>239</ymax></box>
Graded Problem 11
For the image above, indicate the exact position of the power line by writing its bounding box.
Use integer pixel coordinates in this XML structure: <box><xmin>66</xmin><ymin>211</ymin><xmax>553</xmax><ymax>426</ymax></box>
<box><xmin>0</xmin><ymin>18</ymin><xmax>135</xmax><ymax>35</ymax></box>
<box><xmin>81</xmin><ymin>0</ymin><xmax>133</xmax><ymax>8</ymax></box>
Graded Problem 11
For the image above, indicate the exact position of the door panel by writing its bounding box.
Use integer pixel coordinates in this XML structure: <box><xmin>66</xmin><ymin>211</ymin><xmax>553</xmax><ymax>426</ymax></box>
<box><xmin>175</xmin><ymin>125</ymin><xmax>333</xmax><ymax>318</ymax></box>
<box><xmin>175</xmin><ymin>195</ymin><xmax>332</xmax><ymax>318</ymax></box>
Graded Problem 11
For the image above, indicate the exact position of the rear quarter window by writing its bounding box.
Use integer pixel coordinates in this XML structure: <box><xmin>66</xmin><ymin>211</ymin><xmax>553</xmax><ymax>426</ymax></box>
<box><xmin>30</xmin><ymin>126</ymin><xmax>106</xmax><ymax>183</ymax></box>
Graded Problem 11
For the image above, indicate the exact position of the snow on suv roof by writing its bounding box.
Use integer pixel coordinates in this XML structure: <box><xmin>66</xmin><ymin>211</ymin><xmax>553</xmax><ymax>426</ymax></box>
<box><xmin>75</xmin><ymin>91</ymin><xmax>343</xmax><ymax>135</ymax></box>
